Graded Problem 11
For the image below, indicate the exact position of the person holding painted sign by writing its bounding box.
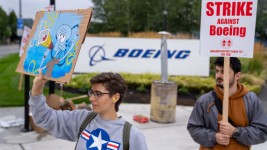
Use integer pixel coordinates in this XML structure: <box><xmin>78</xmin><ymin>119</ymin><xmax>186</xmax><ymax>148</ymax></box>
<box><xmin>187</xmin><ymin>57</ymin><xmax>267</xmax><ymax>149</ymax></box>
<box><xmin>29</xmin><ymin>71</ymin><xmax>148</xmax><ymax>150</ymax></box>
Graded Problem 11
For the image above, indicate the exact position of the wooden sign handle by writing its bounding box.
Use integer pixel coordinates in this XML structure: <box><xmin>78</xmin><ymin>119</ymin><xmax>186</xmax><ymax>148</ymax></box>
<box><xmin>222</xmin><ymin>57</ymin><xmax>230</xmax><ymax>122</ymax></box>
<box><xmin>67</xmin><ymin>95</ymin><xmax>88</xmax><ymax>101</ymax></box>
<box><xmin>18</xmin><ymin>74</ymin><xmax>24</xmax><ymax>91</ymax></box>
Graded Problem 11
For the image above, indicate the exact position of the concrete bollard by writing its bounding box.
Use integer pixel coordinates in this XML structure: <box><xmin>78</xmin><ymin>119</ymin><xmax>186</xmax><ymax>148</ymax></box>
<box><xmin>150</xmin><ymin>80</ymin><xmax>177</xmax><ymax>123</ymax></box>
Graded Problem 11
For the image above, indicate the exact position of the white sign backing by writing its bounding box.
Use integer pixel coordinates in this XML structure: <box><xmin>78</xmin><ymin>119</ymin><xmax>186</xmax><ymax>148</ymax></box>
<box><xmin>75</xmin><ymin>37</ymin><xmax>210</xmax><ymax>76</ymax></box>
<box><xmin>19</xmin><ymin>26</ymin><xmax>31</xmax><ymax>57</ymax></box>
<box><xmin>200</xmin><ymin>0</ymin><xmax>258</xmax><ymax>58</ymax></box>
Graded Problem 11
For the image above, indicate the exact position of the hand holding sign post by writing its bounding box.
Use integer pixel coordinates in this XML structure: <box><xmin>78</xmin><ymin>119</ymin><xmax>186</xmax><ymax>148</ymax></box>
<box><xmin>200</xmin><ymin>0</ymin><xmax>258</xmax><ymax>122</ymax></box>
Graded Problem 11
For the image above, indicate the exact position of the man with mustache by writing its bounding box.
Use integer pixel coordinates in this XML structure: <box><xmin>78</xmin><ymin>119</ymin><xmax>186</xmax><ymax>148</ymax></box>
<box><xmin>187</xmin><ymin>57</ymin><xmax>267</xmax><ymax>150</ymax></box>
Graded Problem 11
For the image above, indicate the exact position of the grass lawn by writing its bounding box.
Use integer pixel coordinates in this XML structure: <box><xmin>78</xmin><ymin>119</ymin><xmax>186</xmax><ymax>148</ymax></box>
<box><xmin>0</xmin><ymin>53</ymin><xmax>89</xmax><ymax>107</ymax></box>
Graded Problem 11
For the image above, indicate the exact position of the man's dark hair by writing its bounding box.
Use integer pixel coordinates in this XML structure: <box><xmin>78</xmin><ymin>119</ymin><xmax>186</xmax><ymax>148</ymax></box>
<box><xmin>90</xmin><ymin>72</ymin><xmax>127</xmax><ymax>112</ymax></box>
<box><xmin>214</xmin><ymin>57</ymin><xmax>241</xmax><ymax>74</ymax></box>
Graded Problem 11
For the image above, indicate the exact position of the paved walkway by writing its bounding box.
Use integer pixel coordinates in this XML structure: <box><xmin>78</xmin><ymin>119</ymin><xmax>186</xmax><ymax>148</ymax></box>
<box><xmin>0</xmin><ymin>44</ymin><xmax>19</xmax><ymax>58</ymax></box>
<box><xmin>0</xmin><ymin>104</ymin><xmax>267</xmax><ymax>150</ymax></box>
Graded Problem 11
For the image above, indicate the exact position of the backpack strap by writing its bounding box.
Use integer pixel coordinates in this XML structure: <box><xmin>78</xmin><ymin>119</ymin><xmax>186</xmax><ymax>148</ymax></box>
<box><xmin>123</xmin><ymin>121</ymin><xmax>132</xmax><ymax>150</ymax></box>
<box><xmin>77</xmin><ymin>112</ymin><xmax>98</xmax><ymax>139</ymax></box>
<box><xmin>212</xmin><ymin>91</ymin><xmax>236</xmax><ymax>127</ymax></box>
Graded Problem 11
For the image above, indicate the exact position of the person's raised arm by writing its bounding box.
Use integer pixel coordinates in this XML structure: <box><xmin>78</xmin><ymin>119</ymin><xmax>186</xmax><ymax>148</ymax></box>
<box><xmin>31</xmin><ymin>70</ymin><xmax>48</xmax><ymax>96</ymax></box>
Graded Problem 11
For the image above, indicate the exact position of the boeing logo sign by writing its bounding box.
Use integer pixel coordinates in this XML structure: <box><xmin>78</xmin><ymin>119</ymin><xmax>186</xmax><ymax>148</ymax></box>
<box><xmin>114</xmin><ymin>49</ymin><xmax>190</xmax><ymax>59</ymax></box>
<box><xmin>76</xmin><ymin>37</ymin><xmax>209</xmax><ymax>76</ymax></box>
<box><xmin>88</xmin><ymin>45</ymin><xmax>113</xmax><ymax>66</ymax></box>
<box><xmin>88</xmin><ymin>45</ymin><xmax>191</xmax><ymax>66</ymax></box>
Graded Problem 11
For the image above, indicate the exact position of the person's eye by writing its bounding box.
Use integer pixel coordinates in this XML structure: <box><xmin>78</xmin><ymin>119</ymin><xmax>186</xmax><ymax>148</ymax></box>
<box><xmin>95</xmin><ymin>92</ymin><xmax>101</xmax><ymax>97</ymax></box>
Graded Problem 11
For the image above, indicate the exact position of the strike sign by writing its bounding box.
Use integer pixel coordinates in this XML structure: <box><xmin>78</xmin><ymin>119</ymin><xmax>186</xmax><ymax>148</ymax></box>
<box><xmin>200</xmin><ymin>0</ymin><xmax>258</xmax><ymax>58</ymax></box>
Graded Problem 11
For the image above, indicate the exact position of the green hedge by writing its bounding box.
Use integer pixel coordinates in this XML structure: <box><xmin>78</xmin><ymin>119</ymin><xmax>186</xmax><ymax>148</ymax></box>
<box><xmin>66</xmin><ymin>72</ymin><xmax>265</xmax><ymax>97</ymax></box>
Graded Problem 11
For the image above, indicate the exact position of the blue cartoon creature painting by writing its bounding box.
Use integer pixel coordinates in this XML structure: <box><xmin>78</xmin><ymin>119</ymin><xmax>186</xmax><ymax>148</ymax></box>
<box><xmin>23</xmin><ymin>11</ymin><xmax>82</xmax><ymax>79</ymax></box>
<box><xmin>16</xmin><ymin>9</ymin><xmax>93</xmax><ymax>83</ymax></box>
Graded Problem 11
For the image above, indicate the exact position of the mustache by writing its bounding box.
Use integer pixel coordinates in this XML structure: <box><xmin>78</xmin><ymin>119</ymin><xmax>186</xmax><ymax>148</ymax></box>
<box><xmin>216</xmin><ymin>78</ymin><xmax>223</xmax><ymax>82</ymax></box>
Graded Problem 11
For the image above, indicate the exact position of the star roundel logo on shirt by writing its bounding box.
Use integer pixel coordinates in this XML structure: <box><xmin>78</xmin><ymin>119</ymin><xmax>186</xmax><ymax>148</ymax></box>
<box><xmin>81</xmin><ymin>128</ymin><xmax>120</xmax><ymax>150</ymax></box>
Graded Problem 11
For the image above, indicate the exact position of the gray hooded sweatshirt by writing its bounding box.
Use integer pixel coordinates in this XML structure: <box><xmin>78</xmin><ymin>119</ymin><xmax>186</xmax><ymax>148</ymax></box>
<box><xmin>29</xmin><ymin>94</ymin><xmax>148</xmax><ymax>150</ymax></box>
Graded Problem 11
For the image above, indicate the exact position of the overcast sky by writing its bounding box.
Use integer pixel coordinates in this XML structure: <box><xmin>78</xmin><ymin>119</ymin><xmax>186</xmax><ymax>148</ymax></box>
<box><xmin>0</xmin><ymin>0</ymin><xmax>93</xmax><ymax>19</ymax></box>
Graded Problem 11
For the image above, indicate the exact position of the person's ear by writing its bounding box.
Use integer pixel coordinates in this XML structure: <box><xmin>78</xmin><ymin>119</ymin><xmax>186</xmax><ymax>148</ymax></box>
<box><xmin>112</xmin><ymin>93</ymin><xmax>120</xmax><ymax>103</ymax></box>
<box><xmin>235</xmin><ymin>72</ymin><xmax>241</xmax><ymax>80</ymax></box>
<box><xmin>112</xmin><ymin>97</ymin><xmax>116</xmax><ymax>103</ymax></box>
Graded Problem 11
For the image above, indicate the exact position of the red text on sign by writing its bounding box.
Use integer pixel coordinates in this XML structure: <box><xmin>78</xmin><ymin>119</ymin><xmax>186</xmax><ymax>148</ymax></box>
<box><xmin>206</xmin><ymin>2</ymin><xmax>253</xmax><ymax>16</ymax></box>
<box><xmin>210</xmin><ymin>25</ymin><xmax>246</xmax><ymax>37</ymax></box>
<box><xmin>217</xmin><ymin>18</ymin><xmax>239</xmax><ymax>24</ymax></box>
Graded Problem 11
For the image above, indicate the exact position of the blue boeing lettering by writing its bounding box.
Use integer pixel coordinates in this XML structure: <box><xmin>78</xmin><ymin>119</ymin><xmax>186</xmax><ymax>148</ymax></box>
<box><xmin>142</xmin><ymin>49</ymin><xmax>156</xmax><ymax>58</ymax></box>
<box><xmin>168</xmin><ymin>50</ymin><xmax>176</xmax><ymax>58</ymax></box>
<box><xmin>153</xmin><ymin>50</ymin><xmax>161</xmax><ymax>58</ymax></box>
<box><xmin>113</xmin><ymin>49</ymin><xmax>128</xmax><ymax>57</ymax></box>
<box><xmin>114</xmin><ymin>49</ymin><xmax>190</xmax><ymax>59</ymax></box>
<box><xmin>129</xmin><ymin>49</ymin><xmax>142</xmax><ymax>57</ymax></box>
<box><xmin>175</xmin><ymin>50</ymin><xmax>190</xmax><ymax>59</ymax></box>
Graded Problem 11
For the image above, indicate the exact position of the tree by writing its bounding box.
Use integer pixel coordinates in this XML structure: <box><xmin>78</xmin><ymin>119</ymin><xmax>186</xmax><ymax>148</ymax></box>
<box><xmin>0</xmin><ymin>7</ymin><xmax>8</xmax><ymax>43</ymax></box>
<box><xmin>256</xmin><ymin>0</ymin><xmax>267</xmax><ymax>40</ymax></box>
<box><xmin>92</xmin><ymin>0</ymin><xmax>129</xmax><ymax>35</ymax></box>
<box><xmin>143</xmin><ymin>0</ymin><xmax>164</xmax><ymax>31</ymax></box>
<box><xmin>8</xmin><ymin>11</ymin><xmax>18</xmax><ymax>42</ymax></box>
<box><xmin>90</xmin><ymin>0</ymin><xmax>265</xmax><ymax>41</ymax></box>
<box><xmin>91</xmin><ymin>0</ymin><xmax>201</xmax><ymax>35</ymax></box>
<box><xmin>172</xmin><ymin>0</ymin><xmax>201</xmax><ymax>34</ymax></box>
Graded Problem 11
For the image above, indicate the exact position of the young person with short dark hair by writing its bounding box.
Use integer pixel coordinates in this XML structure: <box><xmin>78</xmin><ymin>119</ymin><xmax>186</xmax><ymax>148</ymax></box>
<box><xmin>30</xmin><ymin>71</ymin><xmax>148</xmax><ymax>150</ymax></box>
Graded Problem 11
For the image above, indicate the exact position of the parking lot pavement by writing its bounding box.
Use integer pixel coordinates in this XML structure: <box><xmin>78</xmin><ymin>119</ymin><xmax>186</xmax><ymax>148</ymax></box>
<box><xmin>0</xmin><ymin>104</ymin><xmax>266</xmax><ymax>150</ymax></box>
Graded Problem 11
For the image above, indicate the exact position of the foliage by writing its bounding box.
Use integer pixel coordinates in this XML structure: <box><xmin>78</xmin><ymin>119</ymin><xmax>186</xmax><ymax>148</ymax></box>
<box><xmin>66</xmin><ymin>71</ymin><xmax>264</xmax><ymax>97</ymax></box>
<box><xmin>178</xmin><ymin>86</ymin><xmax>190</xmax><ymax>95</ymax></box>
<box><xmin>0</xmin><ymin>54</ymin><xmax>89</xmax><ymax>107</ymax></box>
<box><xmin>173</xmin><ymin>0</ymin><xmax>201</xmax><ymax>33</ymax></box>
<box><xmin>90</xmin><ymin>0</ymin><xmax>202</xmax><ymax>35</ymax></box>
<box><xmin>0</xmin><ymin>7</ymin><xmax>8</xmax><ymax>43</ymax></box>
<box><xmin>0</xmin><ymin>7</ymin><xmax>17</xmax><ymax>44</ymax></box>
<box><xmin>8</xmin><ymin>11</ymin><xmax>18</xmax><ymax>42</ymax></box>
<box><xmin>90</xmin><ymin>0</ymin><xmax>267</xmax><ymax>40</ymax></box>
<box><xmin>256</xmin><ymin>0</ymin><xmax>267</xmax><ymax>39</ymax></box>
<box><xmin>0</xmin><ymin>53</ymin><xmax>24</xmax><ymax>106</ymax></box>
<box><xmin>136</xmin><ymin>84</ymin><xmax>148</xmax><ymax>93</ymax></box>
<box><xmin>240</xmin><ymin>73</ymin><xmax>265</xmax><ymax>86</ymax></box>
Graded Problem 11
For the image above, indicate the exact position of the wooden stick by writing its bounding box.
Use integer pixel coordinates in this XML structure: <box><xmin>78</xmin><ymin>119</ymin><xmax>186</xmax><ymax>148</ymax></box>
<box><xmin>59</xmin><ymin>83</ymin><xmax>63</xmax><ymax>98</ymax></box>
<box><xmin>222</xmin><ymin>57</ymin><xmax>230</xmax><ymax>122</ymax></box>
<box><xmin>18</xmin><ymin>74</ymin><xmax>24</xmax><ymax>91</ymax></box>
<box><xmin>67</xmin><ymin>95</ymin><xmax>88</xmax><ymax>101</ymax></box>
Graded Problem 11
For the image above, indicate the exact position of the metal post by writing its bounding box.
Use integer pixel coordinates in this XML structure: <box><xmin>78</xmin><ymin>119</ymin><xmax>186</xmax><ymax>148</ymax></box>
<box><xmin>150</xmin><ymin>31</ymin><xmax>177</xmax><ymax>123</ymax></box>
<box><xmin>18</xmin><ymin>0</ymin><xmax>31</xmax><ymax>132</ymax></box>
<box><xmin>22</xmin><ymin>75</ymin><xmax>31</xmax><ymax>132</ymax></box>
<box><xmin>158</xmin><ymin>31</ymin><xmax>170</xmax><ymax>83</ymax></box>
<box><xmin>163</xmin><ymin>10</ymin><xmax>167</xmax><ymax>31</ymax></box>
<box><xmin>19</xmin><ymin>0</ymin><xmax>22</xmax><ymax>18</ymax></box>
<box><xmin>49</xmin><ymin>0</ymin><xmax>56</xmax><ymax>95</ymax></box>
<box><xmin>49</xmin><ymin>81</ymin><xmax>55</xmax><ymax>94</ymax></box>
<box><xmin>50</xmin><ymin>0</ymin><xmax>56</xmax><ymax>10</ymax></box>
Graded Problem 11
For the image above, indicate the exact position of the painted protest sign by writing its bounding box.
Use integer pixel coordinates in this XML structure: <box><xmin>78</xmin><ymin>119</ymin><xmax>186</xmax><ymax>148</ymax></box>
<box><xmin>19</xmin><ymin>26</ymin><xmax>31</xmax><ymax>57</ymax></box>
<box><xmin>200</xmin><ymin>0</ymin><xmax>258</xmax><ymax>58</ymax></box>
<box><xmin>16</xmin><ymin>8</ymin><xmax>93</xmax><ymax>83</ymax></box>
